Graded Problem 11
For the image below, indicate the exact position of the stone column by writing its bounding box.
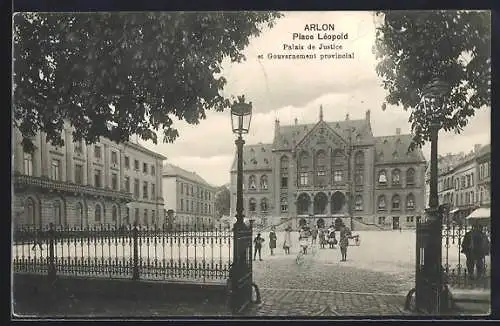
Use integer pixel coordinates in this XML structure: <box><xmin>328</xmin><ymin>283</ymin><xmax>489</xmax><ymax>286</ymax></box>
<box><xmin>87</xmin><ymin>143</ymin><xmax>93</xmax><ymax>186</ymax></box>
<box><xmin>65</xmin><ymin>129</ymin><xmax>74</xmax><ymax>183</ymax></box>
<box><xmin>104</xmin><ymin>143</ymin><xmax>109</xmax><ymax>188</ymax></box>
<box><xmin>40</xmin><ymin>132</ymin><xmax>49</xmax><ymax>177</ymax></box>
<box><xmin>119</xmin><ymin>148</ymin><xmax>125</xmax><ymax>191</ymax></box>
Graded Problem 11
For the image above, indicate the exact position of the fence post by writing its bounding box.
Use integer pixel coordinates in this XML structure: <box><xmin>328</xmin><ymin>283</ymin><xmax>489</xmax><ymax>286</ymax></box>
<box><xmin>132</xmin><ymin>224</ymin><xmax>139</xmax><ymax>280</ymax></box>
<box><xmin>48</xmin><ymin>223</ymin><xmax>56</xmax><ymax>281</ymax></box>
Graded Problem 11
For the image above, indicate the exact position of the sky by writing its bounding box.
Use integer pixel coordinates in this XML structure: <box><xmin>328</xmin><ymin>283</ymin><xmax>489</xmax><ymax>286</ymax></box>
<box><xmin>138</xmin><ymin>11</ymin><xmax>491</xmax><ymax>187</ymax></box>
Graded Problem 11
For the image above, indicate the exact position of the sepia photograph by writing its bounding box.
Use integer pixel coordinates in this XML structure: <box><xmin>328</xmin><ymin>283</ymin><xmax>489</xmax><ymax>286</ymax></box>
<box><xmin>11</xmin><ymin>10</ymin><xmax>491</xmax><ymax>318</ymax></box>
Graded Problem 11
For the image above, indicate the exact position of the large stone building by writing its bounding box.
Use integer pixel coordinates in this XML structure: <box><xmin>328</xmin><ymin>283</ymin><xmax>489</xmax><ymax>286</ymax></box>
<box><xmin>229</xmin><ymin>107</ymin><xmax>427</xmax><ymax>230</ymax></box>
<box><xmin>162</xmin><ymin>163</ymin><xmax>217</xmax><ymax>226</ymax></box>
<box><xmin>434</xmin><ymin>143</ymin><xmax>491</xmax><ymax>222</ymax></box>
<box><xmin>12</xmin><ymin>123</ymin><xmax>166</xmax><ymax>228</ymax></box>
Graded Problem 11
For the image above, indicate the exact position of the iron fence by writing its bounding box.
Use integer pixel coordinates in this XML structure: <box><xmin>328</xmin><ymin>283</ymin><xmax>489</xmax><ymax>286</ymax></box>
<box><xmin>12</xmin><ymin>223</ymin><xmax>232</xmax><ymax>283</ymax></box>
<box><xmin>441</xmin><ymin>221</ymin><xmax>490</xmax><ymax>289</ymax></box>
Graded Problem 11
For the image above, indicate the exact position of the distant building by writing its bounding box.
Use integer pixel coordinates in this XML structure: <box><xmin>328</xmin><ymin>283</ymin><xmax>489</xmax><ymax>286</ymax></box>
<box><xmin>162</xmin><ymin>163</ymin><xmax>217</xmax><ymax>226</ymax></box>
<box><xmin>432</xmin><ymin>143</ymin><xmax>491</xmax><ymax>222</ymax></box>
<box><xmin>229</xmin><ymin>106</ymin><xmax>427</xmax><ymax>230</ymax></box>
<box><xmin>12</xmin><ymin>123</ymin><xmax>166</xmax><ymax>227</ymax></box>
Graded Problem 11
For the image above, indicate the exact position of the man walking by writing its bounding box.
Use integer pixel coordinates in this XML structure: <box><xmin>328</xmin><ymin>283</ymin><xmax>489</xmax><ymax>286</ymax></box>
<box><xmin>461</xmin><ymin>223</ymin><xmax>490</xmax><ymax>279</ymax></box>
<box><xmin>253</xmin><ymin>233</ymin><xmax>265</xmax><ymax>261</ymax></box>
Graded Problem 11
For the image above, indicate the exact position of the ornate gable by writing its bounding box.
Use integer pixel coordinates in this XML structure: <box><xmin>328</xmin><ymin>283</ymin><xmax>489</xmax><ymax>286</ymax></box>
<box><xmin>295</xmin><ymin>120</ymin><xmax>346</xmax><ymax>151</ymax></box>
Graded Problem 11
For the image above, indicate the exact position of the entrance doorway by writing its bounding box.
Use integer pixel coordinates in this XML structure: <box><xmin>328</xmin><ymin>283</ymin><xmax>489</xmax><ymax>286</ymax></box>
<box><xmin>299</xmin><ymin>218</ymin><xmax>307</xmax><ymax>228</ymax></box>
<box><xmin>392</xmin><ymin>217</ymin><xmax>400</xmax><ymax>230</ymax></box>
<box><xmin>316</xmin><ymin>218</ymin><xmax>325</xmax><ymax>228</ymax></box>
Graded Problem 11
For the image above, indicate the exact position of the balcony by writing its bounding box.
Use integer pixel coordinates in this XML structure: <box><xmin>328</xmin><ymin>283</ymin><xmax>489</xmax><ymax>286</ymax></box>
<box><xmin>13</xmin><ymin>174</ymin><xmax>133</xmax><ymax>202</ymax></box>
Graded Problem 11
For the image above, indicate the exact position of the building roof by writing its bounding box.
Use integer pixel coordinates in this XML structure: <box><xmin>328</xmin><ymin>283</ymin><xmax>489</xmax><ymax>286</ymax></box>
<box><xmin>374</xmin><ymin>134</ymin><xmax>426</xmax><ymax>164</ymax></box>
<box><xmin>476</xmin><ymin>144</ymin><xmax>491</xmax><ymax>158</ymax></box>
<box><xmin>163</xmin><ymin>163</ymin><xmax>214</xmax><ymax>188</ymax></box>
<box><xmin>230</xmin><ymin>143</ymin><xmax>273</xmax><ymax>172</ymax></box>
<box><xmin>273</xmin><ymin>119</ymin><xmax>374</xmax><ymax>150</ymax></box>
<box><xmin>124</xmin><ymin>141</ymin><xmax>167</xmax><ymax>160</ymax></box>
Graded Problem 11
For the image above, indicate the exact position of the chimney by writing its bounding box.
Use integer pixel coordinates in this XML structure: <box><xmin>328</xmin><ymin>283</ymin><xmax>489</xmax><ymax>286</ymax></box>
<box><xmin>396</xmin><ymin>128</ymin><xmax>401</xmax><ymax>135</ymax></box>
<box><xmin>294</xmin><ymin>118</ymin><xmax>298</xmax><ymax>125</ymax></box>
<box><xmin>474</xmin><ymin>144</ymin><xmax>481</xmax><ymax>153</ymax></box>
<box><xmin>365</xmin><ymin>110</ymin><xmax>371</xmax><ymax>122</ymax></box>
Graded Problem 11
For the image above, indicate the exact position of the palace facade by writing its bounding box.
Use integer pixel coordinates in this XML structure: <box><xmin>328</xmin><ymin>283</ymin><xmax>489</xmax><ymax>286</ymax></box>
<box><xmin>229</xmin><ymin>107</ymin><xmax>427</xmax><ymax>230</ymax></box>
<box><xmin>12</xmin><ymin>122</ymin><xmax>166</xmax><ymax>227</ymax></box>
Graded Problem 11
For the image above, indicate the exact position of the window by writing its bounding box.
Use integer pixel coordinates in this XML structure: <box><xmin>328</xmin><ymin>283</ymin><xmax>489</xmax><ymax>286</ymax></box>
<box><xmin>51</xmin><ymin>159</ymin><xmax>61</xmax><ymax>180</ymax></box>
<box><xmin>249</xmin><ymin>175</ymin><xmax>257</xmax><ymax>190</ymax></box>
<box><xmin>461</xmin><ymin>176</ymin><xmax>466</xmax><ymax>189</ymax></box>
<box><xmin>378</xmin><ymin>216</ymin><xmax>386</xmax><ymax>224</ymax></box>
<box><xmin>249</xmin><ymin>198</ymin><xmax>257</xmax><ymax>212</ymax></box>
<box><xmin>94</xmin><ymin>146</ymin><xmax>102</xmax><ymax>159</ymax></box>
<box><xmin>23</xmin><ymin>152</ymin><xmax>33</xmax><ymax>176</ymax></box>
<box><xmin>392</xmin><ymin>195</ymin><xmax>401</xmax><ymax>210</ymax></box>
<box><xmin>261</xmin><ymin>198</ymin><xmax>268</xmax><ymax>212</ymax></box>
<box><xmin>135</xmin><ymin>208</ymin><xmax>139</xmax><ymax>224</ymax></box>
<box><xmin>111</xmin><ymin>151</ymin><xmax>118</xmax><ymax>165</ymax></box>
<box><xmin>75</xmin><ymin>164</ymin><xmax>83</xmax><ymax>184</ymax></box>
<box><xmin>407</xmin><ymin>194</ymin><xmax>415</xmax><ymax>210</ymax></box>
<box><xmin>455</xmin><ymin>179</ymin><xmax>459</xmax><ymax>190</ymax></box>
<box><xmin>54</xmin><ymin>201</ymin><xmax>62</xmax><ymax>225</ymax></box>
<box><xmin>151</xmin><ymin>210</ymin><xmax>156</xmax><ymax>225</ymax></box>
<box><xmin>334</xmin><ymin>170</ymin><xmax>343</xmax><ymax>182</ymax></box>
<box><xmin>406</xmin><ymin>216</ymin><xmax>414</xmax><ymax>223</ymax></box>
<box><xmin>151</xmin><ymin>184</ymin><xmax>156</xmax><ymax>199</ymax></box>
<box><xmin>197</xmin><ymin>202</ymin><xmax>200</xmax><ymax>214</ymax></box>
<box><xmin>124</xmin><ymin>177</ymin><xmax>130</xmax><ymax>192</ymax></box>
<box><xmin>94</xmin><ymin>169</ymin><xmax>102</xmax><ymax>188</ymax></box>
<box><xmin>151</xmin><ymin>165</ymin><xmax>155</xmax><ymax>176</ymax></box>
<box><xmin>260</xmin><ymin>175</ymin><xmax>268</xmax><ymax>190</ymax></box>
<box><xmin>299</xmin><ymin>172</ymin><xmax>308</xmax><ymax>186</ymax></box>
<box><xmin>280</xmin><ymin>156</ymin><xmax>289</xmax><ymax>189</ymax></box>
<box><xmin>355</xmin><ymin>169</ymin><xmax>363</xmax><ymax>185</ymax></box>
<box><xmin>280</xmin><ymin>197</ymin><xmax>288</xmax><ymax>212</ymax></box>
<box><xmin>355</xmin><ymin>195</ymin><xmax>363</xmax><ymax>211</ymax></box>
<box><xmin>112</xmin><ymin>206</ymin><xmax>118</xmax><ymax>223</ymax></box>
<box><xmin>191</xmin><ymin>201</ymin><xmax>193</xmax><ymax>212</ymax></box>
<box><xmin>143</xmin><ymin>181</ymin><xmax>148</xmax><ymax>199</ymax></box>
<box><xmin>124</xmin><ymin>156</ymin><xmax>130</xmax><ymax>169</ymax></box>
<box><xmin>406</xmin><ymin>168</ymin><xmax>415</xmax><ymax>185</ymax></box>
<box><xmin>466</xmin><ymin>175</ymin><xmax>471</xmax><ymax>188</ymax></box>
<box><xmin>74</xmin><ymin>139</ymin><xmax>83</xmax><ymax>153</ymax></box>
<box><xmin>471</xmin><ymin>173</ymin><xmax>474</xmax><ymax>187</ymax></box>
<box><xmin>378</xmin><ymin>170</ymin><xmax>387</xmax><ymax>184</ymax></box>
<box><xmin>95</xmin><ymin>204</ymin><xmax>102</xmax><ymax>222</ymax></box>
<box><xmin>180</xmin><ymin>199</ymin><xmax>184</xmax><ymax>211</ymax></box>
<box><xmin>124</xmin><ymin>208</ymin><xmax>130</xmax><ymax>225</ymax></box>
<box><xmin>134</xmin><ymin>178</ymin><xmax>140</xmax><ymax>197</ymax></box>
<box><xmin>76</xmin><ymin>202</ymin><xmax>84</xmax><ymax>226</ymax></box>
<box><xmin>186</xmin><ymin>184</ymin><xmax>190</xmax><ymax>195</ymax></box>
<box><xmin>143</xmin><ymin>163</ymin><xmax>148</xmax><ymax>174</ymax></box>
<box><xmin>134</xmin><ymin>160</ymin><xmax>139</xmax><ymax>171</ymax></box>
<box><xmin>180</xmin><ymin>183</ymin><xmax>184</xmax><ymax>194</ymax></box>
<box><xmin>354</xmin><ymin>151</ymin><xmax>365</xmax><ymax>185</ymax></box>
<box><xmin>111</xmin><ymin>173</ymin><xmax>118</xmax><ymax>190</ymax></box>
<box><xmin>378</xmin><ymin>195</ymin><xmax>386</xmax><ymax>210</ymax></box>
<box><xmin>392</xmin><ymin>169</ymin><xmax>401</xmax><ymax>185</ymax></box>
<box><xmin>143</xmin><ymin>209</ymin><xmax>148</xmax><ymax>225</ymax></box>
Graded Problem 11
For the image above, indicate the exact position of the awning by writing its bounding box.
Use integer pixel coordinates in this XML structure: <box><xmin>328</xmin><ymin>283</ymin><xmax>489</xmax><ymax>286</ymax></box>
<box><xmin>466</xmin><ymin>207</ymin><xmax>490</xmax><ymax>220</ymax></box>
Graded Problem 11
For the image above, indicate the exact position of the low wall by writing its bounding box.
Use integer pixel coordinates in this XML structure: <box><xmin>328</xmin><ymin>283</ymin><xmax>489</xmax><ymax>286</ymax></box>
<box><xmin>13</xmin><ymin>273</ymin><xmax>228</xmax><ymax>306</ymax></box>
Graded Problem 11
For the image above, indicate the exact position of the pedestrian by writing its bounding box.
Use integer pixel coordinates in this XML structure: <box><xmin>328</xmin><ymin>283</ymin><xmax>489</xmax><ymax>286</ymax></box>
<box><xmin>327</xmin><ymin>225</ymin><xmax>337</xmax><ymax>249</ymax></box>
<box><xmin>318</xmin><ymin>228</ymin><xmax>326</xmax><ymax>249</ymax></box>
<box><xmin>461</xmin><ymin>223</ymin><xmax>490</xmax><ymax>280</ymax></box>
<box><xmin>283</xmin><ymin>225</ymin><xmax>292</xmax><ymax>255</ymax></box>
<box><xmin>31</xmin><ymin>227</ymin><xmax>44</xmax><ymax>251</ymax></box>
<box><xmin>311</xmin><ymin>226</ymin><xmax>318</xmax><ymax>245</ymax></box>
<box><xmin>269</xmin><ymin>227</ymin><xmax>277</xmax><ymax>256</ymax></box>
<box><xmin>339</xmin><ymin>225</ymin><xmax>349</xmax><ymax>261</ymax></box>
<box><xmin>253</xmin><ymin>233</ymin><xmax>265</xmax><ymax>261</ymax></box>
<box><xmin>299</xmin><ymin>225</ymin><xmax>311</xmax><ymax>255</ymax></box>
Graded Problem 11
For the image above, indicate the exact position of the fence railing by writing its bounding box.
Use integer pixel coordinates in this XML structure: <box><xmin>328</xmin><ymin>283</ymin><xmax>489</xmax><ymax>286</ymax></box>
<box><xmin>12</xmin><ymin>223</ymin><xmax>233</xmax><ymax>284</ymax></box>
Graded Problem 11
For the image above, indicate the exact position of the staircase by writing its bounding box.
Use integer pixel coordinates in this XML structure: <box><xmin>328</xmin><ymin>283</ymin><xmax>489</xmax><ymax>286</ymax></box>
<box><xmin>351</xmin><ymin>219</ymin><xmax>388</xmax><ymax>231</ymax></box>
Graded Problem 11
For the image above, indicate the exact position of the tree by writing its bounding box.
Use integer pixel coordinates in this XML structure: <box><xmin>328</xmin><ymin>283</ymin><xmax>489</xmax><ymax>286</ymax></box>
<box><xmin>215</xmin><ymin>185</ymin><xmax>230</xmax><ymax>218</ymax></box>
<box><xmin>13</xmin><ymin>12</ymin><xmax>282</xmax><ymax>152</ymax></box>
<box><xmin>373</xmin><ymin>10</ymin><xmax>490</xmax><ymax>150</ymax></box>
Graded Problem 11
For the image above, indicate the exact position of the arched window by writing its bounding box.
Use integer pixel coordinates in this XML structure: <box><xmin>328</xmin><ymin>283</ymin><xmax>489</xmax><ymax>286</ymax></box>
<box><xmin>406</xmin><ymin>168</ymin><xmax>415</xmax><ymax>185</ymax></box>
<box><xmin>392</xmin><ymin>195</ymin><xmax>401</xmax><ymax>210</ymax></box>
<box><xmin>25</xmin><ymin>198</ymin><xmax>36</xmax><ymax>225</ymax></box>
<box><xmin>260</xmin><ymin>175</ymin><xmax>268</xmax><ymax>190</ymax></box>
<box><xmin>95</xmin><ymin>204</ymin><xmax>102</xmax><ymax>222</ymax></box>
<box><xmin>248</xmin><ymin>175</ymin><xmax>256</xmax><ymax>190</ymax></box>
<box><xmin>354</xmin><ymin>151</ymin><xmax>364</xmax><ymax>185</ymax></box>
<box><xmin>76</xmin><ymin>202</ymin><xmax>84</xmax><ymax>226</ymax></box>
<box><xmin>54</xmin><ymin>200</ymin><xmax>63</xmax><ymax>225</ymax></box>
<box><xmin>378</xmin><ymin>195</ymin><xmax>386</xmax><ymax>210</ymax></box>
<box><xmin>280</xmin><ymin>156</ymin><xmax>289</xmax><ymax>189</ymax></box>
<box><xmin>261</xmin><ymin>198</ymin><xmax>268</xmax><ymax>212</ymax></box>
<box><xmin>315</xmin><ymin>150</ymin><xmax>327</xmax><ymax>186</ymax></box>
<box><xmin>112</xmin><ymin>205</ymin><xmax>118</xmax><ymax>223</ymax></box>
<box><xmin>392</xmin><ymin>169</ymin><xmax>401</xmax><ymax>185</ymax></box>
<box><xmin>354</xmin><ymin>195</ymin><xmax>363</xmax><ymax>211</ymax></box>
<box><xmin>332</xmin><ymin>149</ymin><xmax>345</xmax><ymax>184</ymax></box>
<box><xmin>378</xmin><ymin>170</ymin><xmax>387</xmax><ymax>184</ymax></box>
<box><xmin>280</xmin><ymin>196</ymin><xmax>288</xmax><ymax>212</ymax></box>
<box><xmin>249</xmin><ymin>198</ymin><xmax>257</xmax><ymax>212</ymax></box>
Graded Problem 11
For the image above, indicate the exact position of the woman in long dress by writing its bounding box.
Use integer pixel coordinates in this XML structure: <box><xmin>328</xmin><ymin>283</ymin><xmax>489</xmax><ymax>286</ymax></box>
<box><xmin>299</xmin><ymin>226</ymin><xmax>311</xmax><ymax>254</ymax></box>
<box><xmin>283</xmin><ymin>225</ymin><xmax>292</xmax><ymax>255</ymax></box>
<box><xmin>269</xmin><ymin>227</ymin><xmax>277</xmax><ymax>256</ymax></box>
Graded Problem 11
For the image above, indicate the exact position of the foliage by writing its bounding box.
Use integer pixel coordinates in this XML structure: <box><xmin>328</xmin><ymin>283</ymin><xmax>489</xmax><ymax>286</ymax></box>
<box><xmin>215</xmin><ymin>185</ymin><xmax>231</xmax><ymax>218</ymax></box>
<box><xmin>373</xmin><ymin>10</ymin><xmax>490</xmax><ymax>150</ymax></box>
<box><xmin>13</xmin><ymin>12</ymin><xmax>282</xmax><ymax>152</ymax></box>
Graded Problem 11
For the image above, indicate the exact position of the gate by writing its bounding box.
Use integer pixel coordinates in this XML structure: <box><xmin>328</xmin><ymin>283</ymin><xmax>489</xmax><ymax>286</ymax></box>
<box><xmin>228</xmin><ymin>221</ymin><xmax>254</xmax><ymax>314</ymax></box>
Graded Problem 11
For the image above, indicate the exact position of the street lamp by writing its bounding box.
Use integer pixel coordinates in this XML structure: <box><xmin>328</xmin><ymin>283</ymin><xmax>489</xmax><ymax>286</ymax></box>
<box><xmin>231</xmin><ymin>95</ymin><xmax>253</xmax><ymax>225</ymax></box>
